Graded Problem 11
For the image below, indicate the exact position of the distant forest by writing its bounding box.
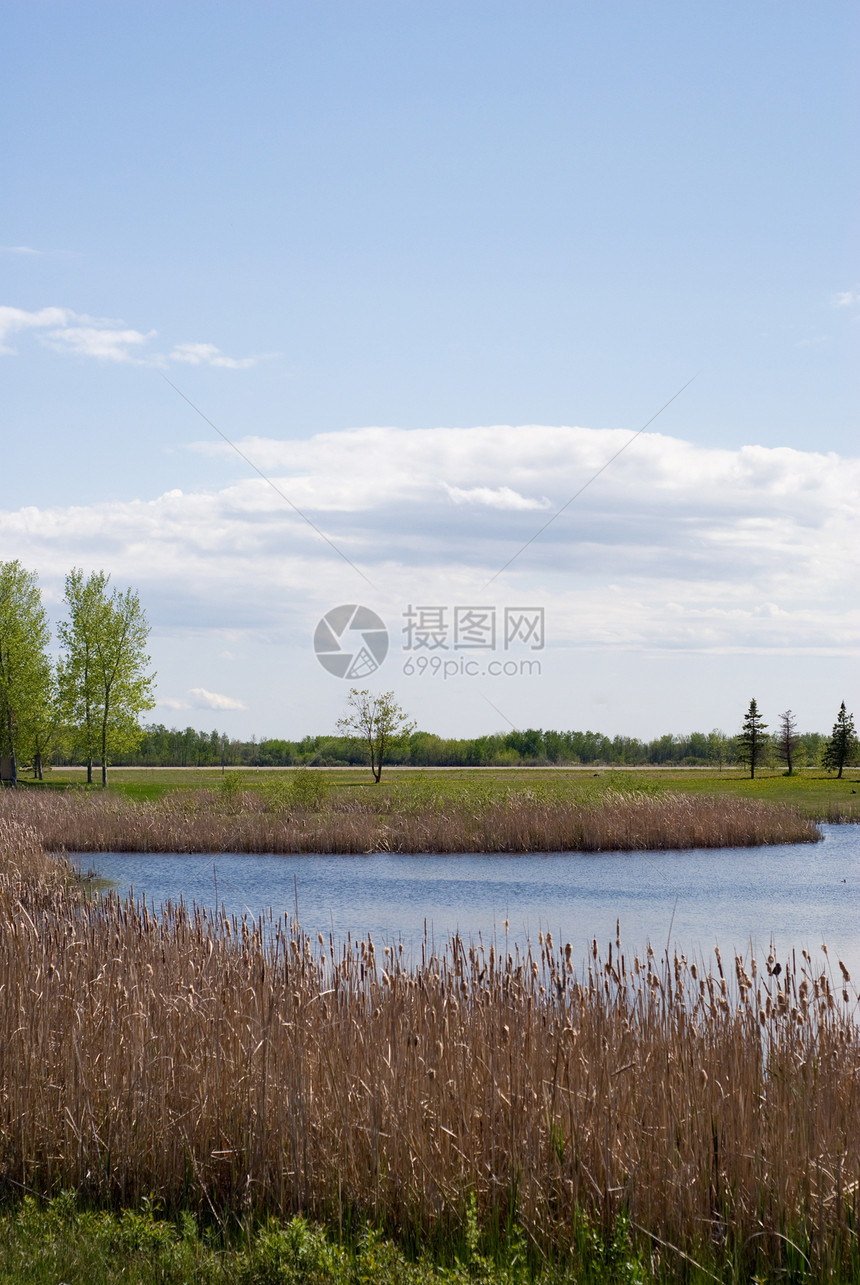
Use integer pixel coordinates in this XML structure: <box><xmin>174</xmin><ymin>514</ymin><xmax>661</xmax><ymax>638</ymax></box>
<box><xmin>50</xmin><ymin>723</ymin><xmax>830</xmax><ymax>770</ymax></box>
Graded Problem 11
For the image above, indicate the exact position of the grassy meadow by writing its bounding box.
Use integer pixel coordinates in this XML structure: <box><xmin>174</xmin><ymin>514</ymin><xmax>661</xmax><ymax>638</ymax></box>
<box><xmin>38</xmin><ymin>761</ymin><xmax>860</xmax><ymax>818</ymax></box>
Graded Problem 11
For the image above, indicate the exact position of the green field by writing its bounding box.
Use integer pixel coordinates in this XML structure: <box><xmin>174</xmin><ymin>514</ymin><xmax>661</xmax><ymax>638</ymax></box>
<box><xmin>39</xmin><ymin>763</ymin><xmax>860</xmax><ymax>819</ymax></box>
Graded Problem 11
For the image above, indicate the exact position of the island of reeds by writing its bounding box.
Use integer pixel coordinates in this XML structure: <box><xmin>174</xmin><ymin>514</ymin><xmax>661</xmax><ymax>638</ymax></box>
<box><xmin>1</xmin><ymin>814</ymin><xmax>858</xmax><ymax>1284</ymax></box>
<box><xmin>3</xmin><ymin>773</ymin><xmax>820</xmax><ymax>853</ymax></box>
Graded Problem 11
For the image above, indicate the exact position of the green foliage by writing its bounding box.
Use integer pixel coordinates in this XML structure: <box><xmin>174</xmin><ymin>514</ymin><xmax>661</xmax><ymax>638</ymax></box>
<box><xmin>0</xmin><ymin>560</ymin><xmax>54</xmax><ymax>782</ymax></box>
<box><xmin>290</xmin><ymin>768</ymin><xmax>329</xmax><ymax>810</ymax></box>
<box><xmin>64</xmin><ymin>721</ymin><xmax>752</xmax><ymax>771</ymax></box>
<box><xmin>4</xmin><ymin>1193</ymin><xmax>219</xmax><ymax>1284</ymax></box>
<box><xmin>262</xmin><ymin>769</ymin><xmax>329</xmax><ymax>813</ymax></box>
<box><xmin>58</xmin><ymin>568</ymin><xmax>155</xmax><ymax>786</ymax></box>
<box><xmin>1</xmin><ymin>1194</ymin><xmax>858</xmax><ymax>1284</ymax></box>
<box><xmin>238</xmin><ymin>1216</ymin><xmax>347</xmax><ymax>1284</ymax></box>
<box><xmin>736</xmin><ymin>698</ymin><xmax>769</xmax><ymax>779</ymax></box>
<box><xmin>218</xmin><ymin>770</ymin><xmax>246</xmax><ymax>809</ymax></box>
<box><xmin>337</xmin><ymin>688</ymin><xmax>417</xmax><ymax>782</ymax></box>
<box><xmin>823</xmin><ymin>703</ymin><xmax>858</xmax><ymax>779</ymax></box>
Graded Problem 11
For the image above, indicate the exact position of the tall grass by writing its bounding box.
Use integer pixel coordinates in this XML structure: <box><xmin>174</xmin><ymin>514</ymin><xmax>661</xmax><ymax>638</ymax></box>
<box><xmin>0</xmin><ymin>822</ymin><xmax>857</xmax><ymax>1280</ymax></box>
<box><xmin>3</xmin><ymin>784</ymin><xmax>819</xmax><ymax>853</ymax></box>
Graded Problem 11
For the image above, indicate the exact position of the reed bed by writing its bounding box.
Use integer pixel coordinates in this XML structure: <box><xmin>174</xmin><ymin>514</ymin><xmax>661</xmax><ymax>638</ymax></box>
<box><xmin>3</xmin><ymin>785</ymin><xmax>819</xmax><ymax>853</ymax></box>
<box><xmin>0</xmin><ymin>823</ymin><xmax>857</xmax><ymax>1279</ymax></box>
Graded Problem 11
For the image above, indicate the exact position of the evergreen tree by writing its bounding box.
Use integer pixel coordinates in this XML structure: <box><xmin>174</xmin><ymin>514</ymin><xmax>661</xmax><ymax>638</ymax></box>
<box><xmin>736</xmin><ymin>698</ymin><xmax>768</xmax><ymax>779</ymax></box>
<box><xmin>822</xmin><ymin>702</ymin><xmax>857</xmax><ymax>780</ymax></box>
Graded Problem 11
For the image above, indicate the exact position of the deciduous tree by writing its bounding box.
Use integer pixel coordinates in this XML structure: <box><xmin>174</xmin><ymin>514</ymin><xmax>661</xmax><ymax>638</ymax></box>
<box><xmin>337</xmin><ymin>688</ymin><xmax>415</xmax><ymax>782</ymax></box>
<box><xmin>58</xmin><ymin>569</ymin><xmax>156</xmax><ymax>787</ymax></box>
<box><xmin>776</xmin><ymin>709</ymin><xmax>800</xmax><ymax>776</ymax></box>
<box><xmin>0</xmin><ymin>561</ymin><xmax>53</xmax><ymax>786</ymax></box>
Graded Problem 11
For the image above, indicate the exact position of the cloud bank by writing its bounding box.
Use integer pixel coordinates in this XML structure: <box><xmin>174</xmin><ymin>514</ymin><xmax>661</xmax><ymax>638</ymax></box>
<box><xmin>1</xmin><ymin>424</ymin><xmax>858</xmax><ymax>657</ymax></box>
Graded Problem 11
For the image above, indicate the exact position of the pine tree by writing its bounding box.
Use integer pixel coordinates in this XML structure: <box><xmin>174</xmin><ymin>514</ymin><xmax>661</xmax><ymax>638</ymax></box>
<box><xmin>822</xmin><ymin>702</ymin><xmax>857</xmax><ymax>780</ymax></box>
<box><xmin>736</xmin><ymin>698</ymin><xmax>768</xmax><ymax>780</ymax></box>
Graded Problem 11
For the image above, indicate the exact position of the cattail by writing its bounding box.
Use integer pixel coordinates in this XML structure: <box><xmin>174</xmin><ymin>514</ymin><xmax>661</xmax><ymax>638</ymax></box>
<box><xmin>0</xmin><ymin>811</ymin><xmax>854</xmax><ymax>1263</ymax></box>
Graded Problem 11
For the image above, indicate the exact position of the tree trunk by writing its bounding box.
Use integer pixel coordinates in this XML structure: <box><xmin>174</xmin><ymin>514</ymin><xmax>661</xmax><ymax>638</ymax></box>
<box><xmin>86</xmin><ymin>757</ymin><xmax>92</xmax><ymax>785</ymax></box>
<box><xmin>101</xmin><ymin>688</ymin><xmax>110</xmax><ymax>788</ymax></box>
<box><xmin>34</xmin><ymin>751</ymin><xmax>43</xmax><ymax>781</ymax></box>
<box><xmin>3</xmin><ymin>710</ymin><xmax>17</xmax><ymax>788</ymax></box>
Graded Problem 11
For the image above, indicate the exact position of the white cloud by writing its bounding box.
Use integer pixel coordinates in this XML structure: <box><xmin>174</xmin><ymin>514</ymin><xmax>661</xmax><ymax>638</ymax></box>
<box><xmin>158</xmin><ymin>696</ymin><xmax>192</xmax><ymax>710</ymax></box>
<box><xmin>0</xmin><ymin>302</ymin><xmax>257</xmax><ymax>368</ymax></box>
<box><xmin>444</xmin><ymin>484</ymin><xmax>550</xmax><ymax>510</ymax></box>
<box><xmin>169</xmin><ymin>342</ymin><xmax>258</xmax><ymax>369</ymax></box>
<box><xmin>0</xmin><ymin>305</ymin><xmax>72</xmax><ymax>353</ymax></box>
<box><xmin>1</xmin><ymin>425</ymin><xmax>858</xmax><ymax>658</ymax></box>
<box><xmin>44</xmin><ymin>325</ymin><xmax>156</xmax><ymax>363</ymax></box>
<box><xmin>832</xmin><ymin>289</ymin><xmax>858</xmax><ymax>308</ymax></box>
<box><xmin>0</xmin><ymin>245</ymin><xmax>43</xmax><ymax>256</ymax></box>
<box><xmin>189</xmin><ymin>687</ymin><xmax>247</xmax><ymax>711</ymax></box>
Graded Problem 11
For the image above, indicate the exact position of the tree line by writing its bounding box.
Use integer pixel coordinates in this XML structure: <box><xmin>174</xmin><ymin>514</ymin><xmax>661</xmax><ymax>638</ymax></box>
<box><xmin>0</xmin><ymin>561</ymin><xmax>154</xmax><ymax>787</ymax></box>
<box><xmin>48</xmin><ymin>715</ymin><xmax>848</xmax><ymax>772</ymax></box>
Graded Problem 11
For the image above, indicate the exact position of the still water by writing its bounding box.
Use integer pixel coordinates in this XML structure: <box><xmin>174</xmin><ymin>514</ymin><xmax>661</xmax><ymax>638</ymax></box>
<box><xmin>72</xmin><ymin>824</ymin><xmax>860</xmax><ymax>974</ymax></box>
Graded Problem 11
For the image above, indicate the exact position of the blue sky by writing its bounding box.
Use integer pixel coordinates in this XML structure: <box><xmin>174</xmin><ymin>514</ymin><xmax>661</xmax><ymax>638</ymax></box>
<box><xmin>1</xmin><ymin>2</ymin><xmax>858</xmax><ymax>740</ymax></box>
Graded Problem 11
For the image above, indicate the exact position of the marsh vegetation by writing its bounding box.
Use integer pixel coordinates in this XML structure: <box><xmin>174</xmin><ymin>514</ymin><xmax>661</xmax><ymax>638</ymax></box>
<box><xmin>1</xmin><ymin>817</ymin><xmax>859</xmax><ymax>1282</ymax></box>
<box><xmin>4</xmin><ymin>773</ymin><xmax>820</xmax><ymax>853</ymax></box>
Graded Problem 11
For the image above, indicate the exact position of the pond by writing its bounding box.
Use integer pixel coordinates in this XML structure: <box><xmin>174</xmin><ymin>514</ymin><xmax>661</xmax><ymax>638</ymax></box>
<box><xmin>72</xmin><ymin>823</ymin><xmax>860</xmax><ymax>975</ymax></box>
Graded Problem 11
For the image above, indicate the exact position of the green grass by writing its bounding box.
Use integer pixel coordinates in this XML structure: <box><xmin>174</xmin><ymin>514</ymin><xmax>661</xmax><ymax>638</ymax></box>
<box><xmin>38</xmin><ymin>763</ymin><xmax>860</xmax><ymax>818</ymax></box>
<box><xmin>2</xmin><ymin>1194</ymin><xmax>856</xmax><ymax>1285</ymax></box>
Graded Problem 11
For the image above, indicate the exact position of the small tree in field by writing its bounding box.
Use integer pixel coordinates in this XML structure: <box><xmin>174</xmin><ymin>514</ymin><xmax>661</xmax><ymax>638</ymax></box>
<box><xmin>776</xmin><ymin>709</ymin><xmax>800</xmax><ymax>776</ymax></box>
<box><xmin>822</xmin><ymin>702</ymin><xmax>857</xmax><ymax>780</ymax></box>
<box><xmin>736</xmin><ymin>698</ymin><xmax>768</xmax><ymax>780</ymax></box>
<box><xmin>337</xmin><ymin>688</ymin><xmax>415</xmax><ymax>783</ymax></box>
<box><xmin>707</xmin><ymin>729</ymin><xmax>730</xmax><ymax>771</ymax></box>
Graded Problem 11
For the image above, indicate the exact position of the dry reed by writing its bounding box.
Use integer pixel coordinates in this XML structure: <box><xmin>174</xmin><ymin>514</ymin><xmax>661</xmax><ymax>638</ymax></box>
<box><xmin>0</xmin><ymin>820</ymin><xmax>857</xmax><ymax>1277</ymax></box>
<box><xmin>3</xmin><ymin>786</ymin><xmax>819</xmax><ymax>853</ymax></box>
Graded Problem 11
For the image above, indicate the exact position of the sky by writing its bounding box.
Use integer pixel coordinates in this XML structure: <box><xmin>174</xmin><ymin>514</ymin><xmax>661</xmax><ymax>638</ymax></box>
<box><xmin>1</xmin><ymin>1</ymin><xmax>858</xmax><ymax>742</ymax></box>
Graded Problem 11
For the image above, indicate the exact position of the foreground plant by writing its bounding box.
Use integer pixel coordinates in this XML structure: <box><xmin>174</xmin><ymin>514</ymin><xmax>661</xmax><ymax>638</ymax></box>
<box><xmin>5</xmin><ymin>1193</ymin><xmax>858</xmax><ymax>1284</ymax></box>
<box><xmin>0</xmin><ymin>820</ymin><xmax>858</xmax><ymax>1282</ymax></box>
